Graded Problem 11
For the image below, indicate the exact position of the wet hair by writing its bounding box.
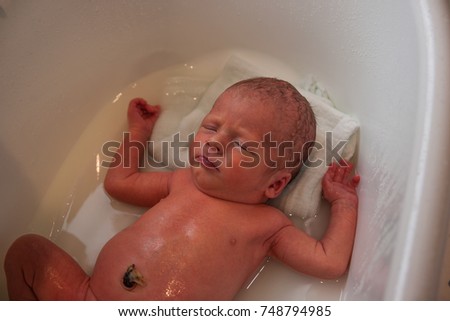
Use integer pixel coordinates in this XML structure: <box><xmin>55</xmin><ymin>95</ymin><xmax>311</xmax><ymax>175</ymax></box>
<box><xmin>227</xmin><ymin>77</ymin><xmax>316</xmax><ymax>176</ymax></box>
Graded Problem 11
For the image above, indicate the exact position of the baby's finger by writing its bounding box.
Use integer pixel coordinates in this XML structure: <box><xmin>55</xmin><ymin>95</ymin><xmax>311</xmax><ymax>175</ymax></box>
<box><xmin>334</xmin><ymin>163</ymin><xmax>347</xmax><ymax>182</ymax></box>
<box><xmin>351</xmin><ymin>175</ymin><xmax>360</xmax><ymax>187</ymax></box>
<box><xmin>325</xmin><ymin>163</ymin><xmax>337</xmax><ymax>180</ymax></box>
<box><xmin>322</xmin><ymin>164</ymin><xmax>335</xmax><ymax>186</ymax></box>
<box><xmin>147</xmin><ymin>104</ymin><xmax>161</xmax><ymax>115</ymax></box>
<box><xmin>129</xmin><ymin>97</ymin><xmax>147</xmax><ymax>108</ymax></box>
<box><xmin>139</xmin><ymin>104</ymin><xmax>161</xmax><ymax>119</ymax></box>
<box><xmin>338</xmin><ymin>158</ymin><xmax>351</xmax><ymax>167</ymax></box>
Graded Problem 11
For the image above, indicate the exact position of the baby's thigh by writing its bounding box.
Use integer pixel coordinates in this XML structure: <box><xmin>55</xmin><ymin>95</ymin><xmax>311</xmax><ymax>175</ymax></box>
<box><xmin>5</xmin><ymin>234</ymin><xmax>92</xmax><ymax>300</ymax></box>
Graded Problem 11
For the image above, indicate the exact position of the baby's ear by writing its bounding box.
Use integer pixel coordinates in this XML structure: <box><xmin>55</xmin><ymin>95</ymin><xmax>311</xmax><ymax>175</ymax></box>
<box><xmin>265</xmin><ymin>170</ymin><xmax>292</xmax><ymax>199</ymax></box>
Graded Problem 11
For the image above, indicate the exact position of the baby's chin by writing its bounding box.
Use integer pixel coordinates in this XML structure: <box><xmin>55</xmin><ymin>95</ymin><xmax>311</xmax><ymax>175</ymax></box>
<box><xmin>192</xmin><ymin>177</ymin><xmax>264</xmax><ymax>205</ymax></box>
<box><xmin>190</xmin><ymin>173</ymin><xmax>231</xmax><ymax>201</ymax></box>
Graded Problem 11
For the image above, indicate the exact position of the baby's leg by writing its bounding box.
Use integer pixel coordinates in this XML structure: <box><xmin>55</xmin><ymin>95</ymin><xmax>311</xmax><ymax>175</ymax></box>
<box><xmin>4</xmin><ymin>234</ymin><xmax>94</xmax><ymax>300</ymax></box>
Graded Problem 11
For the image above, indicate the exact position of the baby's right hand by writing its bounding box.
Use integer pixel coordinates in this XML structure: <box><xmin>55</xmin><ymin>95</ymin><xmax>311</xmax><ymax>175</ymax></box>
<box><xmin>127</xmin><ymin>98</ymin><xmax>161</xmax><ymax>137</ymax></box>
<box><xmin>322</xmin><ymin>161</ymin><xmax>360</xmax><ymax>207</ymax></box>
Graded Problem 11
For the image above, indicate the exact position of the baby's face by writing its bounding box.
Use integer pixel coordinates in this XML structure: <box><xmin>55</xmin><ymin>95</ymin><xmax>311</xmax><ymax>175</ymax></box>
<box><xmin>190</xmin><ymin>90</ymin><xmax>290</xmax><ymax>204</ymax></box>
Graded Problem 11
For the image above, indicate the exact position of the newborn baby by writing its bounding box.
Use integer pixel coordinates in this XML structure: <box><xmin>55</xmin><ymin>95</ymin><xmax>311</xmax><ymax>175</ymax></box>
<box><xmin>4</xmin><ymin>77</ymin><xmax>359</xmax><ymax>300</ymax></box>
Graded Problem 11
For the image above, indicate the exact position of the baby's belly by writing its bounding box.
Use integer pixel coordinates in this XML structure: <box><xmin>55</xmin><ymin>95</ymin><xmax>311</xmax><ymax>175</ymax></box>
<box><xmin>88</xmin><ymin>214</ymin><xmax>264</xmax><ymax>300</ymax></box>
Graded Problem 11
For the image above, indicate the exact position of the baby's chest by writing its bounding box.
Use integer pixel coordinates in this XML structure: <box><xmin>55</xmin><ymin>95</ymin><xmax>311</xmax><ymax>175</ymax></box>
<box><xmin>137</xmin><ymin>206</ymin><xmax>259</xmax><ymax>252</ymax></box>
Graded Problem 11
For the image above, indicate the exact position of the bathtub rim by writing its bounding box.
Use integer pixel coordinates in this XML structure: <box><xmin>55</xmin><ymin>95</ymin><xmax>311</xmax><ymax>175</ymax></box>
<box><xmin>384</xmin><ymin>0</ymin><xmax>450</xmax><ymax>300</ymax></box>
<box><xmin>1</xmin><ymin>0</ymin><xmax>449</xmax><ymax>301</ymax></box>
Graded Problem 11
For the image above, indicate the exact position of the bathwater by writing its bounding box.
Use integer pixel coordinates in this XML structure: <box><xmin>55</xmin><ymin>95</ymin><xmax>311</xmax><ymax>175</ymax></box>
<box><xmin>31</xmin><ymin>49</ymin><xmax>346</xmax><ymax>300</ymax></box>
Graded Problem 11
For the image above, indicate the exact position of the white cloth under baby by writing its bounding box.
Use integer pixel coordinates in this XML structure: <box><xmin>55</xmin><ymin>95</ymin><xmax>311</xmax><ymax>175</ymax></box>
<box><xmin>149</xmin><ymin>55</ymin><xmax>359</xmax><ymax>220</ymax></box>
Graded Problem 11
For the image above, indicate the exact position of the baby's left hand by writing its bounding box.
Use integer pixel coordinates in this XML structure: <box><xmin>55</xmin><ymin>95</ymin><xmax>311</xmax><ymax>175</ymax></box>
<box><xmin>322</xmin><ymin>161</ymin><xmax>360</xmax><ymax>207</ymax></box>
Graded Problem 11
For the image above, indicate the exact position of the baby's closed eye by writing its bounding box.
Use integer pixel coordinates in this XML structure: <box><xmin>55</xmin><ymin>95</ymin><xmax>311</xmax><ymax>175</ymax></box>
<box><xmin>233</xmin><ymin>140</ymin><xmax>258</xmax><ymax>155</ymax></box>
<box><xmin>202</xmin><ymin>124</ymin><xmax>217</xmax><ymax>132</ymax></box>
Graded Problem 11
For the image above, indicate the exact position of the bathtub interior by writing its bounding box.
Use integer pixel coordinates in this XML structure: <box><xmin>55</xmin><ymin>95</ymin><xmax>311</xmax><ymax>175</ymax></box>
<box><xmin>1</xmin><ymin>0</ymin><xmax>449</xmax><ymax>300</ymax></box>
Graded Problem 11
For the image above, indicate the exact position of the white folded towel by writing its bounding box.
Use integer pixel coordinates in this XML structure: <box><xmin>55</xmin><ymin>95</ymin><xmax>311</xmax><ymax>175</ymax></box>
<box><xmin>149</xmin><ymin>55</ymin><xmax>359</xmax><ymax>221</ymax></box>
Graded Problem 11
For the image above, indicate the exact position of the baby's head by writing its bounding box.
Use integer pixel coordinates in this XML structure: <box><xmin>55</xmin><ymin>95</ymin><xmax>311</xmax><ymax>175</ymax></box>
<box><xmin>191</xmin><ymin>77</ymin><xmax>316</xmax><ymax>204</ymax></box>
<box><xmin>225</xmin><ymin>77</ymin><xmax>316</xmax><ymax>176</ymax></box>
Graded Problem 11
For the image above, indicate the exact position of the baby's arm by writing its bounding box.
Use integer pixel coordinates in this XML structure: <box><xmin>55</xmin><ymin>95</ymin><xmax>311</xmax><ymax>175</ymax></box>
<box><xmin>104</xmin><ymin>98</ymin><xmax>172</xmax><ymax>207</ymax></box>
<box><xmin>271</xmin><ymin>162</ymin><xmax>360</xmax><ymax>279</ymax></box>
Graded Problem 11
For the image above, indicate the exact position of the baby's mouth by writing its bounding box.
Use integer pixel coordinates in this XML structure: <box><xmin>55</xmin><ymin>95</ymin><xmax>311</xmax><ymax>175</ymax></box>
<box><xmin>197</xmin><ymin>155</ymin><xmax>220</xmax><ymax>171</ymax></box>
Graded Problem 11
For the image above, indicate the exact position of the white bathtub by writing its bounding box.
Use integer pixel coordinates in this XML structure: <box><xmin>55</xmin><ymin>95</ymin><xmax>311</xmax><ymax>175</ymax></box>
<box><xmin>0</xmin><ymin>0</ymin><xmax>449</xmax><ymax>300</ymax></box>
